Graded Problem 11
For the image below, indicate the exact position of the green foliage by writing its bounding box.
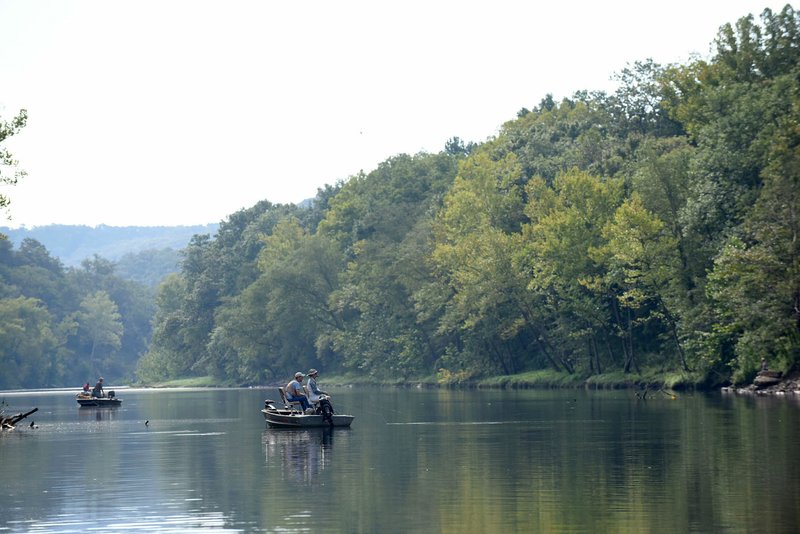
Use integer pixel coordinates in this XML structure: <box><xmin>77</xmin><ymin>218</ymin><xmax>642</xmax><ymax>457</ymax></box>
<box><xmin>0</xmin><ymin>296</ymin><xmax>56</xmax><ymax>388</ymax></box>
<box><xmin>0</xmin><ymin>109</ymin><xmax>28</xmax><ymax>219</ymax></box>
<box><xmin>0</xmin><ymin>237</ymin><xmax>153</xmax><ymax>387</ymax></box>
<box><xmin>72</xmin><ymin>290</ymin><xmax>123</xmax><ymax>376</ymax></box>
<box><xmin>115</xmin><ymin>248</ymin><xmax>181</xmax><ymax>287</ymax></box>
<box><xmin>707</xmin><ymin>132</ymin><xmax>800</xmax><ymax>381</ymax></box>
<box><xmin>430</xmin><ymin>150</ymin><xmax>535</xmax><ymax>376</ymax></box>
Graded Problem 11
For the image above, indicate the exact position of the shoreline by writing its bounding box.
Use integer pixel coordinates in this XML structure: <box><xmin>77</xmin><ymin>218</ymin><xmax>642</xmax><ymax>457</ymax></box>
<box><xmin>721</xmin><ymin>370</ymin><xmax>800</xmax><ymax>396</ymax></box>
<box><xmin>124</xmin><ymin>369</ymin><xmax>800</xmax><ymax>397</ymax></box>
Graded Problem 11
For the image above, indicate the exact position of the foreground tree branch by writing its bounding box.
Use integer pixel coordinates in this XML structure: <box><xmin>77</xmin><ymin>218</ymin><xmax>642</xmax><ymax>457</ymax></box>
<box><xmin>0</xmin><ymin>407</ymin><xmax>38</xmax><ymax>429</ymax></box>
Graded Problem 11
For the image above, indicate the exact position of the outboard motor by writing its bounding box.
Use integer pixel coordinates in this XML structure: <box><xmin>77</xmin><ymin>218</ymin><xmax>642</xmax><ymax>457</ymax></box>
<box><xmin>319</xmin><ymin>397</ymin><xmax>334</xmax><ymax>426</ymax></box>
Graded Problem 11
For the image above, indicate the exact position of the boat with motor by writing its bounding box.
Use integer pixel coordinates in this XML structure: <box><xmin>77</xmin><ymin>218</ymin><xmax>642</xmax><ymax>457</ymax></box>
<box><xmin>261</xmin><ymin>388</ymin><xmax>353</xmax><ymax>428</ymax></box>
<box><xmin>76</xmin><ymin>391</ymin><xmax>122</xmax><ymax>407</ymax></box>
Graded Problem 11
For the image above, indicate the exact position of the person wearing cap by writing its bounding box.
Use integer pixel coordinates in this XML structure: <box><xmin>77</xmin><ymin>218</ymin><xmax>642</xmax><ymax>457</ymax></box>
<box><xmin>91</xmin><ymin>377</ymin><xmax>105</xmax><ymax>398</ymax></box>
<box><xmin>306</xmin><ymin>369</ymin><xmax>328</xmax><ymax>404</ymax></box>
<box><xmin>285</xmin><ymin>372</ymin><xmax>311</xmax><ymax>411</ymax></box>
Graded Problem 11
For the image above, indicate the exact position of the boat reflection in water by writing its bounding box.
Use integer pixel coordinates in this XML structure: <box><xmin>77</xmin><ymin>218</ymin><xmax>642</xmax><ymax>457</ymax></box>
<box><xmin>262</xmin><ymin>427</ymin><xmax>349</xmax><ymax>485</ymax></box>
<box><xmin>77</xmin><ymin>405</ymin><xmax>121</xmax><ymax>422</ymax></box>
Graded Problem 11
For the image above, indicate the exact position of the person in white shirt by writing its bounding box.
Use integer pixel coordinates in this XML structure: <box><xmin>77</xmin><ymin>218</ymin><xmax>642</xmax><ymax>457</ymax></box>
<box><xmin>306</xmin><ymin>369</ymin><xmax>328</xmax><ymax>404</ymax></box>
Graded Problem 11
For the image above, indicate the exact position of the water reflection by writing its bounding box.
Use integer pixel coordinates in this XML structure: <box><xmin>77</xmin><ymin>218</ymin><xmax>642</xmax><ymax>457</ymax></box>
<box><xmin>75</xmin><ymin>406</ymin><xmax>121</xmax><ymax>423</ymax></box>
<box><xmin>263</xmin><ymin>427</ymin><xmax>347</xmax><ymax>485</ymax></box>
<box><xmin>3</xmin><ymin>387</ymin><xmax>799</xmax><ymax>533</ymax></box>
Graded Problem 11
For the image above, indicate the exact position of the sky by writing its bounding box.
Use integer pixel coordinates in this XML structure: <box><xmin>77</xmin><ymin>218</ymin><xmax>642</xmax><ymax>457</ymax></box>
<box><xmin>0</xmin><ymin>0</ymin><xmax>789</xmax><ymax>228</ymax></box>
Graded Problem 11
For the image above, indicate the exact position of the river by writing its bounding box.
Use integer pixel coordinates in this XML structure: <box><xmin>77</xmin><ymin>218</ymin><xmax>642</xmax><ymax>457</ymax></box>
<box><xmin>1</xmin><ymin>386</ymin><xmax>798</xmax><ymax>533</ymax></box>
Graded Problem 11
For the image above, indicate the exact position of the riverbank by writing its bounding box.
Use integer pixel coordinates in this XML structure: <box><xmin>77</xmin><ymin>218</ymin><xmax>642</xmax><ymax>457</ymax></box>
<box><xmin>140</xmin><ymin>370</ymin><xmax>710</xmax><ymax>391</ymax></box>
<box><xmin>313</xmin><ymin>368</ymin><xmax>707</xmax><ymax>392</ymax></box>
<box><xmin>141</xmin><ymin>368</ymin><xmax>800</xmax><ymax>396</ymax></box>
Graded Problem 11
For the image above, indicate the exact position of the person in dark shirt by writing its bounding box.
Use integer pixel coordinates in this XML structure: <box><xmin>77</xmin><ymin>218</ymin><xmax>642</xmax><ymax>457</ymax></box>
<box><xmin>92</xmin><ymin>377</ymin><xmax>105</xmax><ymax>398</ymax></box>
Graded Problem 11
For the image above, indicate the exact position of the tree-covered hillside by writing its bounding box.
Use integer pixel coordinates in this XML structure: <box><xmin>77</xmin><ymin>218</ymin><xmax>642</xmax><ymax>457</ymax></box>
<box><xmin>139</xmin><ymin>6</ymin><xmax>800</xmax><ymax>387</ymax></box>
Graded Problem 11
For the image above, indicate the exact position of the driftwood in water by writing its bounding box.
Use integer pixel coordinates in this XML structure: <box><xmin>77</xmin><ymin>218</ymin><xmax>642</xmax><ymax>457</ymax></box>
<box><xmin>1</xmin><ymin>407</ymin><xmax>38</xmax><ymax>429</ymax></box>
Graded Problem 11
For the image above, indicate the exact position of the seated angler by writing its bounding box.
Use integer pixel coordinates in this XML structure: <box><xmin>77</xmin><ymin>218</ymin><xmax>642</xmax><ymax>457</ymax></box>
<box><xmin>92</xmin><ymin>377</ymin><xmax>105</xmax><ymax>398</ymax></box>
<box><xmin>306</xmin><ymin>369</ymin><xmax>328</xmax><ymax>405</ymax></box>
<box><xmin>285</xmin><ymin>372</ymin><xmax>311</xmax><ymax>412</ymax></box>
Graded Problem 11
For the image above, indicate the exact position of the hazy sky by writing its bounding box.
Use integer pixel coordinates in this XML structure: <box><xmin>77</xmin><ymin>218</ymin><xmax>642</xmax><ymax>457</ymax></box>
<box><xmin>0</xmin><ymin>0</ymin><xmax>787</xmax><ymax>228</ymax></box>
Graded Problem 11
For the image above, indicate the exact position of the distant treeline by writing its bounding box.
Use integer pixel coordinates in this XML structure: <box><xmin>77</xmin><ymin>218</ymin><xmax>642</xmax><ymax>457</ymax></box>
<box><xmin>0</xmin><ymin>224</ymin><xmax>218</xmax><ymax>267</ymax></box>
<box><xmin>0</xmin><ymin>240</ymin><xmax>154</xmax><ymax>388</ymax></box>
<box><xmin>2</xmin><ymin>6</ymin><xmax>799</xmax><ymax>390</ymax></box>
<box><xmin>0</xmin><ymin>224</ymin><xmax>218</xmax><ymax>388</ymax></box>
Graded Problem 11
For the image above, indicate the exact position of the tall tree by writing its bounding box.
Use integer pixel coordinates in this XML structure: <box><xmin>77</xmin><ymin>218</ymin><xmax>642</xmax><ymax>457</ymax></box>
<box><xmin>0</xmin><ymin>296</ymin><xmax>56</xmax><ymax>389</ymax></box>
<box><xmin>592</xmin><ymin>194</ymin><xmax>687</xmax><ymax>371</ymax></box>
<box><xmin>431</xmin><ymin>150</ymin><xmax>538</xmax><ymax>375</ymax></box>
<box><xmin>517</xmin><ymin>169</ymin><xmax>625</xmax><ymax>374</ymax></box>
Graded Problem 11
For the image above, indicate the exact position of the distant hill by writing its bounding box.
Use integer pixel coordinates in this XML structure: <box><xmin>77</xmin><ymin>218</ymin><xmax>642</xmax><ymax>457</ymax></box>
<box><xmin>0</xmin><ymin>223</ymin><xmax>219</xmax><ymax>267</ymax></box>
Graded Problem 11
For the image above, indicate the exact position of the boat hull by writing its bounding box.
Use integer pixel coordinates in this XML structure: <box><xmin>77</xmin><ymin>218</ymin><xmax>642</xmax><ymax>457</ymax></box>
<box><xmin>261</xmin><ymin>408</ymin><xmax>353</xmax><ymax>428</ymax></box>
<box><xmin>76</xmin><ymin>396</ymin><xmax>122</xmax><ymax>407</ymax></box>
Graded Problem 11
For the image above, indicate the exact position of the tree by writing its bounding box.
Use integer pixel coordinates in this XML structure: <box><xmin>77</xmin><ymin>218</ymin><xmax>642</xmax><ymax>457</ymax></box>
<box><xmin>209</xmin><ymin>218</ymin><xmax>345</xmax><ymax>382</ymax></box>
<box><xmin>431</xmin><ymin>150</ymin><xmax>538</xmax><ymax>375</ymax></box>
<box><xmin>664</xmin><ymin>6</ymin><xmax>800</xmax><ymax>249</ymax></box>
<box><xmin>517</xmin><ymin>169</ymin><xmax>624</xmax><ymax>374</ymax></box>
<box><xmin>72</xmin><ymin>291</ymin><xmax>123</xmax><ymax>377</ymax></box>
<box><xmin>67</xmin><ymin>255</ymin><xmax>154</xmax><ymax>379</ymax></box>
<box><xmin>630</xmin><ymin>138</ymin><xmax>703</xmax><ymax>293</ymax></box>
<box><xmin>606</xmin><ymin>59</ymin><xmax>683</xmax><ymax>138</ymax></box>
<box><xmin>592</xmin><ymin>194</ymin><xmax>687</xmax><ymax>371</ymax></box>
<box><xmin>0</xmin><ymin>297</ymin><xmax>56</xmax><ymax>388</ymax></box>
<box><xmin>318</xmin><ymin>152</ymin><xmax>459</xmax><ymax>377</ymax></box>
<box><xmin>0</xmin><ymin>109</ymin><xmax>28</xmax><ymax>221</ymax></box>
<box><xmin>137</xmin><ymin>273</ymin><xmax>193</xmax><ymax>382</ymax></box>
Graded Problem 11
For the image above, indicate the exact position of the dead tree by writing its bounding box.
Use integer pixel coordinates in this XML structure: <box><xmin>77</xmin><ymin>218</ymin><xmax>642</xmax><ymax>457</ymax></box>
<box><xmin>0</xmin><ymin>407</ymin><xmax>38</xmax><ymax>430</ymax></box>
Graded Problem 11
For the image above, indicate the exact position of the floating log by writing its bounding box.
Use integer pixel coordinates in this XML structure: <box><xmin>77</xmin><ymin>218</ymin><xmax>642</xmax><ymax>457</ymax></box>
<box><xmin>1</xmin><ymin>407</ymin><xmax>38</xmax><ymax>429</ymax></box>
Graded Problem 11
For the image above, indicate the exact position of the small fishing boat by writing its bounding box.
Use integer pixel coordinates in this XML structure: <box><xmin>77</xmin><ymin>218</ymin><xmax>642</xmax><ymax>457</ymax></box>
<box><xmin>261</xmin><ymin>389</ymin><xmax>353</xmax><ymax>428</ymax></box>
<box><xmin>76</xmin><ymin>392</ymin><xmax>122</xmax><ymax>407</ymax></box>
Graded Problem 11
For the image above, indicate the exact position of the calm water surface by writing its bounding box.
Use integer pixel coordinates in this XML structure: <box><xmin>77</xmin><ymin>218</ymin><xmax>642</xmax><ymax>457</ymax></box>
<box><xmin>1</xmin><ymin>386</ymin><xmax>798</xmax><ymax>533</ymax></box>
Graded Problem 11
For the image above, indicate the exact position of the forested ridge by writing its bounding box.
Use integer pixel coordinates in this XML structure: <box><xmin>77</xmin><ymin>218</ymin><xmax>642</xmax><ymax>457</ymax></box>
<box><xmin>2</xmin><ymin>6</ymin><xmax>799</xmax><ymax>389</ymax></box>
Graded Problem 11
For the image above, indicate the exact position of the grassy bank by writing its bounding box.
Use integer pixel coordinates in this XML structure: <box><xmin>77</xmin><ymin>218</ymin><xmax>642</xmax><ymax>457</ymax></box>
<box><xmin>319</xmin><ymin>368</ymin><xmax>707</xmax><ymax>391</ymax></box>
<box><xmin>137</xmin><ymin>369</ymin><xmax>709</xmax><ymax>391</ymax></box>
<box><xmin>137</xmin><ymin>376</ymin><xmax>235</xmax><ymax>388</ymax></box>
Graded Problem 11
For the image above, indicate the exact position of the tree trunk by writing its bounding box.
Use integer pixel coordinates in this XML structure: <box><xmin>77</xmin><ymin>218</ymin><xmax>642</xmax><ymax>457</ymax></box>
<box><xmin>623</xmin><ymin>307</ymin><xmax>639</xmax><ymax>373</ymax></box>
<box><xmin>535</xmin><ymin>337</ymin><xmax>562</xmax><ymax>373</ymax></box>
<box><xmin>656</xmin><ymin>296</ymin><xmax>690</xmax><ymax>371</ymax></box>
<box><xmin>592</xmin><ymin>335</ymin><xmax>603</xmax><ymax>374</ymax></box>
<box><xmin>611</xmin><ymin>298</ymin><xmax>633</xmax><ymax>373</ymax></box>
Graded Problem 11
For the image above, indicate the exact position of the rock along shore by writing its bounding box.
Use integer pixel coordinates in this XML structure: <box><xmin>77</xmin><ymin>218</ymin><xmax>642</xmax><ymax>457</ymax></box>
<box><xmin>722</xmin><ymin>370</ymin><xmax>800</xmax><ymax>396</ymax></box>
